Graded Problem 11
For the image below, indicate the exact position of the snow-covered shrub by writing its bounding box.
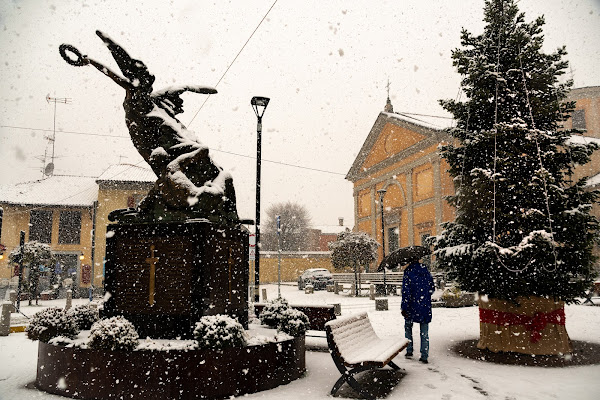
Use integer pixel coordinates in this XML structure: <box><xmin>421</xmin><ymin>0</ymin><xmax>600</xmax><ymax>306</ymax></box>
<box><xmin>87</xmin><ymin>316</ymin><xmax>139</xmax><ymax>351</ymax></box>
<box><xmin>66</xmin><ymin>304</ymin><xmax>99</xmax><ymax>330</ymax></box>
<box><xmin>26</xmin><ymin>307</ymin><xmax>79</xmax><ymax>343</ymax></box>
<box><xmin>277</xmin><ymin>308</ymin><xmax>309</xmax><ymax>337</ymax></box>
<box><xmin>259</xmin><ymin>298</ymin><xmax>290</xmax><ymax>327</ymax></box>
<box><xmin>194</xmin><ymin>315</ymin><xmax>247</xmax><ymax>349</ymax></box>
<box><xmin>441</xmin><ymin>286</ymin><xmax>463</xmax><ymax>301</ymax></box>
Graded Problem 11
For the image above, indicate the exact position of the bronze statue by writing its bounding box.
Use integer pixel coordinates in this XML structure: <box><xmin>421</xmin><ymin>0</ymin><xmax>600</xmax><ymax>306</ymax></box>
<box><xmin>60</xmin><ymin>31</ymin><xmax>239</xmax><ymax>224</ymax></box>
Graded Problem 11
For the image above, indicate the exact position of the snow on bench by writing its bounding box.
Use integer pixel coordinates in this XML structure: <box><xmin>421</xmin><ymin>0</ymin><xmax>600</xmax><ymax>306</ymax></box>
<box><xmin>325</xmin><ymin>312</ymin><xmax>408</xmax><ymax>398</ymax></box>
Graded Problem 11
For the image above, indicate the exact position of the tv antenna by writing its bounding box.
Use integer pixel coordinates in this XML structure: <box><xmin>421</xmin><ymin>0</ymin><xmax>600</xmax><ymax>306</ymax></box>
<box><xmin>45</xmin><ymin>94</ymin><xmax>71</xmax><ymax>176</ymax></box>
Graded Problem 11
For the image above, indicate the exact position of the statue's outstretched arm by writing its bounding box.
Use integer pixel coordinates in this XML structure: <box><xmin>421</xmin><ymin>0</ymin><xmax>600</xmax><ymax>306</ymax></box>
<box><xmin>86</xmin><ymin>57</ymin><xmax>132</xmax><ymax>90</ymax></box>
<box><xmin>59</xmin><ymin>43</ymin><xmax>132</xmax><ymax>90</ymax></box>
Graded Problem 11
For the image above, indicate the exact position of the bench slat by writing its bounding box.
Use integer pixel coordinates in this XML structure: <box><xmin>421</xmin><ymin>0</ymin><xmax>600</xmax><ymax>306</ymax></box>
<box><xmin>326</xmin><ymin>312</ymin><xmax>408</xmax><ymax>367</ymax></box>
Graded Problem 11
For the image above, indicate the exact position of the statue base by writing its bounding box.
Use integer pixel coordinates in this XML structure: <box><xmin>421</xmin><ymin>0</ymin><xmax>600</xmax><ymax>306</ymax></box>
<box><xmin>102</xmin><ymin>220</ymin><xmax>249</xmax><ymax>338</ymax></box>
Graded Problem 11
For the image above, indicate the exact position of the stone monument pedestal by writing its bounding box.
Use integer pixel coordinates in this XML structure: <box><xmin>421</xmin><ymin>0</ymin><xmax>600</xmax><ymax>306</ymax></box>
<box><xmin>102</xmin><ymin>220</ymin><xmax>249</xmax><ymax>338</ymax></box>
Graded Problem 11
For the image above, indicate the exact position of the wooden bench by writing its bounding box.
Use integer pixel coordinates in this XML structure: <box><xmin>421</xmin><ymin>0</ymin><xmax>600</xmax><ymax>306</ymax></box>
<box><xmin>325</xmin><ymin>312</ymin><xmax>409</xmax><ymax>399</ymax></box>
<box><xmin>254</xmin><ymin>303</ymin><xmax>336</xmax><ymax>331</ymax></box>
<box><xmin>332</xmin><ymin>273</ymin><xmax>404</xmax><ymax>295</ymax></box>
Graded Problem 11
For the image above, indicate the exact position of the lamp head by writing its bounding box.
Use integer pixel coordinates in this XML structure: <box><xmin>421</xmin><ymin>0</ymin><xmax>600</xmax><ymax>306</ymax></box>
<box><xmin>251</xmin><ymin>96</ymin><xmax>270</xmax><ymax>118</ymax></box>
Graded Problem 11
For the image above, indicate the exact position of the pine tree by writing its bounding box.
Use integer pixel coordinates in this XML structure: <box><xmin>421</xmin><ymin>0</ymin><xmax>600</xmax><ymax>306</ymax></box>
<box><xmin>432</xmin><ymin>0</ymin><xmax>599</xmax><ymax>302</ymax></box>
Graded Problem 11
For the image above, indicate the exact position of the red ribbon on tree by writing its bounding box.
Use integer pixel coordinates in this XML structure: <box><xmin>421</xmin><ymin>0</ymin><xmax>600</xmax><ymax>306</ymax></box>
<box><xmin>479</xmin><ymin>307</ymin><xmax>565</xmax><ymax>343</ymax></box>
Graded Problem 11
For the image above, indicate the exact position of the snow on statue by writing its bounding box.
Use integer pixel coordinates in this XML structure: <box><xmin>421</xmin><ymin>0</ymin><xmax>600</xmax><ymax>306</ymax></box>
<box><xmin>59</xmin><ymin>31</ymin><xmax>239</xmax><ymax>224</ymax></box>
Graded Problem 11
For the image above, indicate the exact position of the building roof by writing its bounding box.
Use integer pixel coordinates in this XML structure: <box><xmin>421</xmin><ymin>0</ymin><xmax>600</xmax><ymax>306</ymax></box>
<box><xmin>96</xmin><ymin>163</ymin><xmax>156</xmax><ymax>183</ymax></box>
<box><xmin>568</xmin><ymin>134</ymin><xmax>600</xmax><ymax>146</ymax></box>
<box><xmin>566</xmin><ymin>86</ymin><xmax>600</xmax><ymax>101</ymax></box>
<box><xmin>0</xmin><ymin>164</ymin><xmax>156</xmax><ymax>208</ymax></box>
<box><xmin>346</xmin><ymin>111</ymin><xmax>450</xmax><ymax>182</ymax></box>
<box><xmin>0</xmin><ymin>175</ymin><xmax>99</xmax><ymax>207</ymax></box>
<box><xmin>313</xmin><ymin>225</ymin><xmax>351</xmax><ymax>235</ymax></box>
<box><xmin>586</xmin><ymin>172</ymin><xmax>600</xmax><ymax>188</ymax></box>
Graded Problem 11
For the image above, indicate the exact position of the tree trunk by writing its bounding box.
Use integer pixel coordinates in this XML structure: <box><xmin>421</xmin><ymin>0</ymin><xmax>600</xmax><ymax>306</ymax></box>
<box><xmin>478</xmin><ymin>296</ymin><xmax>572</xmax><ymax>355</ymax></box>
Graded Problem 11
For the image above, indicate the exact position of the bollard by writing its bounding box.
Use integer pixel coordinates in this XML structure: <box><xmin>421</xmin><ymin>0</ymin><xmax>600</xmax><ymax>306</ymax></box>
<box><xmin>261</xmin><ymin>288</ymin><xmax>268</xmax><ymax>302</ymax></box>
<box><xmin>8</xmin><ymin>290</ymin><xmax>17</xmax><ymax>313</ymax></box>
<box><xmin>305</xmin><ymin>285</ymin><xmax>314</xmax><ymax>294</ymax></box>
<box><xmin>65</xmin><ymin>289</ymin><xmax>73</xmax><ymax>311</ymax></box>
<box><xmin>369</xmin><ymin>284</ymin><xmax>376</xmax><ymax>300</ymax></box>
<box><xmin>0</xmin><ymin>301</ymin><xmax>11</xmax><ymax>336</ymax></box>
<box><xmin>334</xmin><ymin>282</ymin><xmax>340</xmax><ymax>295</ymax></box>
<box><xmin>332</xmin><ymin>303</ymin><xmax>342</xmax><ymax>316</ymax></box>
<box><xmin>350</xmin><ymin>283</ymin><xmax>356</xmax><ymax>297</ymax></box>
<box><xmin>375</xmin><ymin>298</ymin><xmax>389</xmax><ymax>311</ymax></box>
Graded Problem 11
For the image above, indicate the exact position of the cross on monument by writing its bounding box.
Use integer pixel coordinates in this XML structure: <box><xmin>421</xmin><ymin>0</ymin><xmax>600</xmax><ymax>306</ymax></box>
<box><xmin>228</xmin><ymin>247</ymin><xmax>235</xmax><ymax>302</ymax></box>
<box><xmin>145</xmin><ymin>244</ymin><xmax>159</xmax><ymax>306</ymax></box>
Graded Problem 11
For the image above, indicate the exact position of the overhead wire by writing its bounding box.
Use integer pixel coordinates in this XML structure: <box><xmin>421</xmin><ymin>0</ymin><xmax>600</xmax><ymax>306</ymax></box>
<box><xmin>0</xmin><ymin>124</ymin><xmax>346</xmax><ymax>176</ymax></box>
<box><xmin>187</xmin><ymin>0</ymin><xmax>280</xmax><ymax>128</ymax></box>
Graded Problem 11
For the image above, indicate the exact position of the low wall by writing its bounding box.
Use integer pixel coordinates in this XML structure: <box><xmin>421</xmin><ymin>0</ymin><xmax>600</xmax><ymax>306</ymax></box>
<box><xmin>258</xmin><ymin>251</ymin><xmax>333</xmax><ymax>283</ymax></box>
<box><xmin>37</xmin><ymin>337</ymin><xmax>305</xmax><ymax>399</ymax></box>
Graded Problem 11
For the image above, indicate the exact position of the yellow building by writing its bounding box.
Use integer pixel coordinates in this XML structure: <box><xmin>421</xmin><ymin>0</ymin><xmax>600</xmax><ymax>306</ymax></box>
<box><xmin>349</xmin><ymin>88</ymin><xmax>600</xmax><ymax>270</ymax></box>
<box><xmin>0</xmin><ymin>164</ymin><xmax>155</xmax><ymax>294</ymax></box>
<box><xmin>346</xmin><ymin>98</ymin><xmax>453</xmax><ymax>264</ymax></box>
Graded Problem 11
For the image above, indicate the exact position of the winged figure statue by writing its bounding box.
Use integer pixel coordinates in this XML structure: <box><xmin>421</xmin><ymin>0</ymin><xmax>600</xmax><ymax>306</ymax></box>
<box><xmin>60</xmin><ymin>31</ymin><xmax>239</xmax><ymax>224</ymax></box>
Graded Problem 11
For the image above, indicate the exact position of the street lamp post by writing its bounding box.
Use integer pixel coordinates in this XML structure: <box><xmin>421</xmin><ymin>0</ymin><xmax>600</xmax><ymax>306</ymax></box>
<box><xmin>377</xmin><ymin>188</ymin><xmax>387</xmax><ymax>296</ymax></box>
<box><xmin>251</xmin><ymin>96</ymin><xmax>270</xmax><ymax>303</ymax></box>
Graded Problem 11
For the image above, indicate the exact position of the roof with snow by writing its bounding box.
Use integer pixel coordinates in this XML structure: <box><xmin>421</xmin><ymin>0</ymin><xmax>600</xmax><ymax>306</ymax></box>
<box><xmin>586</xmin><ymin>172</ymin><xmax>600</xmax><ymax>188</ymax></box>
<box><xmin>0</xmin><ymin>175</ymin><xmax>99</xmax><ymax>207</ymax></box>
<box><xmin>0</xmin><ymin>164</ymin><xmax>156</xmax><ymax>207</ymax></box>
<box><xmin>96</xmin><ymin>163</ymin><xmax>156</xmax><ymax>183</ymax></box>
<box><xmin>568</xmin><ymin>135</ymin><xmax>600</xmax><ymax>146</ymax></box>
<box><xmin>314</xmin><ymin>224</ymin><xmax>351</xmax><ymax>234</ymax></box>
<box><xmin>346</xmin><ymin>111</ymin><xmax>450</xmax><ymax>182</ymax></box>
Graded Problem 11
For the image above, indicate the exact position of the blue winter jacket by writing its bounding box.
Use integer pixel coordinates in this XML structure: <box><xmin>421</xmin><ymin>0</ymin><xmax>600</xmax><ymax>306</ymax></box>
<box><xmin>401</xmin><ymin>262</ymin><xmax>435</xmax><ymax>323</ymax></box>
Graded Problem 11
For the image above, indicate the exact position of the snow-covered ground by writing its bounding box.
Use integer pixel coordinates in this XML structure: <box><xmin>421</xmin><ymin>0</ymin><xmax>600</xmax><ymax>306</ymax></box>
<box><xmin>1</xmin><ymin>284</ymin><xmax>599</xmax><ymax>400</ymax></box>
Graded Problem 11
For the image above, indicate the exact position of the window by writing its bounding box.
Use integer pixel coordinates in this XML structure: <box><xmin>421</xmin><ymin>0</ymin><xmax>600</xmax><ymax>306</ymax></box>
<box><xmin>415</xmin><ymin>168</ymin><xmax>434</xmax><ymax>199</ymax></box>
<box><xmin>388</xmin><ymin>226</ymin><xmax>399</xmax><ymax>253</ymax></box>
<box><xmin>58</xmin><ymin>211</ymin><xmax>81</xmax><ymax>244</ymax></box>
<box><xmin>572</xmin><ymin>109</ymin><xmax>586</xmax><ymax>130</ymax></box>
<box><xmin>29</xmin><ymin>210</ymin><xmax>52</xmax><ymax>243</ymax></box>
<box><xmin>127</xmin><ymin>194</ymin><xmax>145</xmax><ymax>208</ymax></box>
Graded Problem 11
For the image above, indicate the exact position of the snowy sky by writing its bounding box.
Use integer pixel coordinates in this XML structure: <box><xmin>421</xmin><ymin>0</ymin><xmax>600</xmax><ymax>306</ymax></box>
<box><xmin>0</xmin><ymin>0</ymin><xmax>598</xmax><ymax>227</ymax></box>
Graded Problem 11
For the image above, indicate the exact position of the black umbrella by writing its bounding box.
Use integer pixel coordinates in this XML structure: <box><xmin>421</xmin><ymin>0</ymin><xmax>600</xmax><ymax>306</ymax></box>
<box><xmin>377</xmin><ymin>246</ymin><xmax>430</xmax><ymax>271</ymax></box>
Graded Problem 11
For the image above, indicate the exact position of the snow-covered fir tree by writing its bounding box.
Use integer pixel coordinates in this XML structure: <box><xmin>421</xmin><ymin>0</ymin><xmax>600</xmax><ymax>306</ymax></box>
<box><xmin>432</xmin><ymin>0</ymin><xmax>599</xmax><ymax>302</ymax></box>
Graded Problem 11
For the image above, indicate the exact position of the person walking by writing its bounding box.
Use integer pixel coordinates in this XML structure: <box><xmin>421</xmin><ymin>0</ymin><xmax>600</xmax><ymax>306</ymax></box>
<box><xmin>401</xmin><ymin>256</ymin><xmax>435</xmax><ymax>363</ymax></box>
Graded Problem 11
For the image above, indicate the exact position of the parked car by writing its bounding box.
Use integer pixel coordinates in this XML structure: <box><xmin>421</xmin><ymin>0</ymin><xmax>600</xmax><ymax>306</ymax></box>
<box><xmin>297</xmin><ymin>268</ymin><xmax>334</xmax><ymax>290</ymax></box>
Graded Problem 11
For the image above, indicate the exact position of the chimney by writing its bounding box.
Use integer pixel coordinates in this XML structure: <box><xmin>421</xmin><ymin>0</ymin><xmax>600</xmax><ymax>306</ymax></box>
<box><xmin>338</xmin><ymin>217</ymin><xmax>344</xmax><ymax>226</ymax></box>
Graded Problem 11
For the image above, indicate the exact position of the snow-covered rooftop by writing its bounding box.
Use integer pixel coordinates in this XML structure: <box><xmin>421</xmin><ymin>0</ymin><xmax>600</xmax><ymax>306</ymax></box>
<box><xmin>0</xmin><ymin>164</ymin><xmax>156</xmax><ymax>207</ymax></box>
<box><xmin>314</xmin><ymin>225</ymin><xmax>351</xmax><ymax>234</ymax></box>
<box><xmin>568</xmin><ymin>135</ymin><xmax>600</xmax><ymax>146</ymax></box>
<box><xmin>586</xmin><ymin>172</ymin><xmax>600</xmax><ymax>188</ymax></box>
<box><xmin>382</xmin><ymin>111</ymin><xmax>449</xmax><ymax>131</ymax></box>
<box><xmin>0</xmin><ymin>175</ymin><xmax>98</xmax><ymax>207</ymax></box>
<box><xmin>96</xmin><ymin>163</ymin><xmax>156</xmax><ymax>183</ymax></box>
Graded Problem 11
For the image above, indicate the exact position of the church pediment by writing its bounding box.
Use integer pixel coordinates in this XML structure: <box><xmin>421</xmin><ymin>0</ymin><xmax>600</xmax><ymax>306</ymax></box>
<box><xmin>346</xmin><ymin>112</ymin><xmax>447</xmax><ymax>181</ymax></box>
<box><xmin>362</xmin><ymin>123</ymin><xmax>427</xmax><ymax>169</ymax></box>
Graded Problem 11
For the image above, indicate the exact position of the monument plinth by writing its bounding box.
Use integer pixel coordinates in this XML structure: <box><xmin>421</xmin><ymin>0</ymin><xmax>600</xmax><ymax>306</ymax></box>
<box><xmin>102</xmin><ymin>221</ymin><xmax>249</xmax><ymax>338</ymax></box>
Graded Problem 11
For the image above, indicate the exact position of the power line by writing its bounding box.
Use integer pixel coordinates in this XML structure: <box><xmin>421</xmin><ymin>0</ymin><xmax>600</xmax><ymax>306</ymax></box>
<box><xmin>398</xmin><ymin>111</ymin><xmax>454</xmax><ymax>120</ymax></box>
<box><xmin>0</xmin><ymin>125</ymin><xmax>129</xmax><ymax>139</ymax></box>
<box><xmin>1</xmin><ymin>123</ymin><xmax>346</xmax><ymax>176</ymax></box>
<box><xmin>187</xmin><ymin>0</ymin><xmax>280</xmax><ymax>127</ymax></box>
<box><xmin>393</xmin><ymin>112</ymin><xmax>445</xmax><ymax>128</ymax></box>
<box><xmin>210</xmin><ymin>147</ymin><xmax>346</xmax><ymax>176</ymax></box>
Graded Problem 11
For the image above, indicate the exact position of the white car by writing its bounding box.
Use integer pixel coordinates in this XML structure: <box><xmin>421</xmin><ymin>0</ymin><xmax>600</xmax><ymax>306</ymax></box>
<box><xmin>297</xmin><ymin>268</ymin><xmax>333</xmax><ymax>290</ymax></box>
